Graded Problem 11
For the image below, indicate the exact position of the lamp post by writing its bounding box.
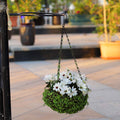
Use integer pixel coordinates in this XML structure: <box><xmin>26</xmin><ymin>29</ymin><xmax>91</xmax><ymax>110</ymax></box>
<box><xmin>0</xmin><ymin>0</ymin><xmax>12</xmax><ymax>120</ymax></box>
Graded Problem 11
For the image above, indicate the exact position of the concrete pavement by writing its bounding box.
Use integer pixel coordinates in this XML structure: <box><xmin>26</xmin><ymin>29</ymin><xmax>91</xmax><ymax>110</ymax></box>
<box><xmin>9</xmin><ymin>33</ymin><xmax>120</xmax><ymax>61</ymax></box>
<box><xmin>9</xmin><ymin>33</ymin><xmax>119</xmax><ymax>48</ymax></box>
<box><xmin>10</xmin><ymin>58</ymin><xmax>120</xmax><ymax>120</ymax></box>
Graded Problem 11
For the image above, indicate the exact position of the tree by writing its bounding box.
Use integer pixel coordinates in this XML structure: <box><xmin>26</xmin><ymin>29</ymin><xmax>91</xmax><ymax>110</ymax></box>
<box><xmin>89</xmin><ymin>0</ymin><xmax>120</xmax><ymax>41</ymax></box>
<box><xmin>7</xmin><ymin>0</ymin><xmax>41</xmax><ymax>23</ymax></box>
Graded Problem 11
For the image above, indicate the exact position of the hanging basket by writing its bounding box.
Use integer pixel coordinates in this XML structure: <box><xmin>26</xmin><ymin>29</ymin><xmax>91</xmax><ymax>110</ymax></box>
<box><xmin>43</xmin><ymin>70</ymin><xmax>90</xmax><ymax>114</ymax></box>
<box><xmin>43</xmin><ymin>25</ymin><xmax>90</xmax><ymax>114</ymax></box>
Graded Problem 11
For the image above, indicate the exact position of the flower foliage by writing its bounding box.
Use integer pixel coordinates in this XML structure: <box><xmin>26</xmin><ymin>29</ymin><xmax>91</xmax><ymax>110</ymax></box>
<box><xmin>73</xmin><ymin>0</ymin><xmax>91</xmax><ymax>15</ymax></box>
<box><xmin>43</xmin><ymin>69</ymin><xmax>90</xmax><ymax>114</ymax></box>
<box><xmin>89</xmin><ymin>0</ymin><xmax>120</xmax><ymax>40</ymax></box>
<box><xmin>7</xmin><ymin>0</ymin><xmax>41</xmax><ymax>13</ymax></box>
<box><xmin>7</xmin><ymin>0</ymin><xmax>41</xmax><ymax>23</ymax></box>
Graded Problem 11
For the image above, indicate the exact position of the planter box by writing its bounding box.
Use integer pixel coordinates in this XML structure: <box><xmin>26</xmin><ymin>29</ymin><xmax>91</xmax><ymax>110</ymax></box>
<box><xmin>10</xmin><ymin>16</ymin><xmax>18</xmax><ymax>27</ymax></box>
<box><xmin>69</xmin><ymin>14</ymin><xmax>93</xmax><ymax>25</ymax></box>
<box><xmin>100</xmin><ymin>41</ymin><xmax>120</xmax><ymax>59</ymax></box>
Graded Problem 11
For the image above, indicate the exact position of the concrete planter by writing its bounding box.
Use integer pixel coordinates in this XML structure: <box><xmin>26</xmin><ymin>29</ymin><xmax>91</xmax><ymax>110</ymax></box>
<box><xmin>10</xmin><ymin>16</ymin><xmax>18</xmax><ymax>27</ymax></box>
<box><xmin>100</xmin><ymin>41</ymin><xmax>120</xmax><ymax>59</ymax></box>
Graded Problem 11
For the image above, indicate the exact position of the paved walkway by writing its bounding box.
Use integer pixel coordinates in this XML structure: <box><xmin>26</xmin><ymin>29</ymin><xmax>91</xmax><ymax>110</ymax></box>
<box><xmin>9</xmin><ymin>34</ymin><xmax>100</xmax><ymax>50</ymax></box>
<box><xmin>9</xmin><ymin>33</ymin><xmax>102</xmax><ymax>61</ymax></box>
<box><xmin>10</xmin><ymin>58</ymin><xmax>120</xmax><ymax>120</ymax></box>
<box><xmin>9</xmin><ymin>33</ymin><xmax>119</xmax><ymax>49</ymax></box>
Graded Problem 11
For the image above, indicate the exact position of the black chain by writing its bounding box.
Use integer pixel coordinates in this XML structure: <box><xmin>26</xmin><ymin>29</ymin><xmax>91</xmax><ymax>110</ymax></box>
<box><xmin>57</xmin><ymin>25</ymin><xmax>64</xmax><ymax>80</ymax></box>
<box><xmin>57</xmin><ymin>24</ymin><xmax>82</xmax><ymax>80</ymax></box>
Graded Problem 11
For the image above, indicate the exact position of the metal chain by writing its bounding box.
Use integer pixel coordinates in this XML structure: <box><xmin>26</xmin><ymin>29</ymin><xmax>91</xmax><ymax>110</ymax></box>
<box><xmin>57</xmin><ymin>25</ymin><xmax>64</xmax><ymax>80</ymax></box>
<box><xmin>57</xmin><ymin>24</ymin><xmax>82</xmax><ymax>80</ymax></box>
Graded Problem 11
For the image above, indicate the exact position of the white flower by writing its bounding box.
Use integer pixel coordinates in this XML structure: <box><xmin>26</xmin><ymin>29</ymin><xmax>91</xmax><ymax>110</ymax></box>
<box><xmin>80</xmin><ymin>89</ymin><xmax>88</xmax><ymax>96</ymax></box>
<box><xmin>59</xmin><ymin>81</ymin><xmax>66</xmax><ymax>86</ymax></box>
<box><xmin>60</xmin><ymin>71</ymin><xmax>66</xmax><ymax>77</ymax></box>
<box><xmin>78</xmin><ymin>83</ymin><xmax>88</xmax><ymax>93</ymax></box>
<box><xmin>59</xmin><ymin>90</ymin><xmax>65</xmax><ymax>95</ymax></box>
<box><xmin>74</xmin><ymin>75</ymin><xmax>81</xmax><ymax>81</ymax></box>
<box><xmin>52</xmin><ymin>74</ymin><xmax>58</xmax><ymax>81</ymax></box>
<box><xmin>60</xmin><ymin>85</ymin><xmax>71</xmax><ymax>95</ymax></box>
<box><xmin>60</xmin><ymin>71</ymin><xmax>71</xmax><ymax>80</ymax></box>
<box><xmin>80</xmin><ymin>83</ymin><xmax>87</xmax><ymax>89</ymax></box>
<box><xmin>43</xmin><ymin>69</ymin><xmax>90</xmax><ymax>97</ymax></box>
<box><xmin>44</xmin><ymin>74</ymin><xmax>53</xmax><ymax>82</ymax></box>
<box><xmin>78</xmin><ymin>83</ymin><xmax>89</xmax><ymax>96</ymax></box>
<box><xmin>68</xmin><ymin>87</ymin><xmax>78</xmax><ymax>98</ymax></box>
<box><xmin>61</xmin><ymin>78</ymin><xmax>72</xmax><ymax>84</ymax></box>
<box><xmin>53</xmin><ymin>83</ymin><xmax>61</xmax><ymax>92</ymax></box>
<box><xmin>76</xmin><ymin>79</ymin><xmax>83</xmax><ymax>87</ymax></box>
<box><xmin>71</xmin><ymin>79</ymin><xmax>76</xmax><ymax>83</ymax></box>
<box><xmin>81</xmin><ymin>74</ymin><xmax>87</xmax><ymax>81</ymax></box>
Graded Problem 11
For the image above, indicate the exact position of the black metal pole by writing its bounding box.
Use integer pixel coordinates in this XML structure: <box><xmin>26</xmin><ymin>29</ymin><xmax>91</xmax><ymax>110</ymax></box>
<box><xmin>0</xmin><ymin>16</ymin><xmax>4</xmax><ymax>118</ymax></box>
<box><xmin>0</xmin><ymin>0</ymin><xmax>12</xmax><ymax>120</ymax></box>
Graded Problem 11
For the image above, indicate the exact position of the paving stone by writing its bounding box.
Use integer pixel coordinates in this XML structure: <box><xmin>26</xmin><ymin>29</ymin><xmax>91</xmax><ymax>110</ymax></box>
<box><xmin>101</xmin><ymin>74</ymin><xmax>120</xmax><ymax>90</ymax></box>
<box><xmin>89</xmin><ymin>102</ymin><xmax>120</xmax><ymax>118</ymax></box>
<box><xmin>88</xmin><ymin>80</ymin><xmax>120</xmax><ymax>118</ymax></box>
<box><xmin>12</xmin><ymin>93</ymin><xmax>44</xmax><ymax>118</ymax></box>
<box><xmin>88</xmin><ymin>118</ymin><xmax>110</xmax><ymax>120</ymax></box>
<box><xmin>89</xmin><ymin>85</ymin><xmax>120</xmax><ymax>103</ymax></box>
<box><xmin>13</xmin><ymin>107</ymin><xmax>104</xmax><ymax>120</ymax></box>
<box><xmin>111</xmin><ymin>116</ymin><xmax>120</xmax><ymax>120</ymax></box>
